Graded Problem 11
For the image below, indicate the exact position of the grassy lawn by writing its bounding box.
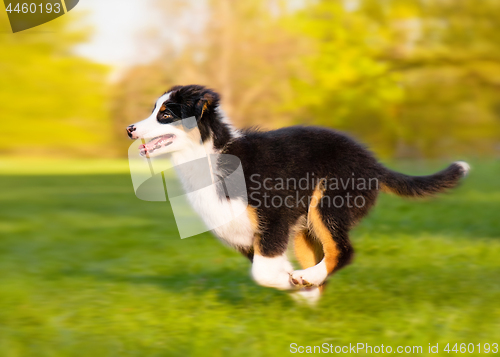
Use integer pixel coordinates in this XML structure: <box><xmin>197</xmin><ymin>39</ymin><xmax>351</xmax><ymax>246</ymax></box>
<box><xmin>0</xmin><ymin>159</ymin><xmax>499</xmax><ymax>356</ymax></box>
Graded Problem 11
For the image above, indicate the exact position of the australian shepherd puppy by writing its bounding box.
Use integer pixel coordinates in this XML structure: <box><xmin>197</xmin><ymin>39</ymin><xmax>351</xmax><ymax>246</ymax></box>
<box><xmin>126</xmin><ymin>84</ymin><xmax>470</xmax><ymax>304</ymax></box>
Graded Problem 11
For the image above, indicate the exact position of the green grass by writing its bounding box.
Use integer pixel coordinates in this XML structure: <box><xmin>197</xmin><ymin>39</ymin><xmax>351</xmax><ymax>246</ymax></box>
<box><xmin>0</xmin><ymin>159</ymin><xmax>499</xmax><ymax>356</ymax></box>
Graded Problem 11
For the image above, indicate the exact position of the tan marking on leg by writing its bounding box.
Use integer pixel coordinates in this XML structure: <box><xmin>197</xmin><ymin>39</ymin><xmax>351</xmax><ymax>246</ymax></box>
<box><xmin>308</xmin><ymin>184</ymin><xmax>340</xmax><ymax>275</ymax></box>
<box><xmin>293</xmin><ymin>229</ymin><xmax>328</xmax><ymax>294</ymax></box>
<box><xmin>293</xmin><ymin>230</ymin><xmax>324</xmax><ymax>270</ymax></box>
<box><xmin>253</xmin><ymin>233</ymin><xmax>262</xmax><ymax>256</ymax></box>
<box><xmin>247</xmin><ymin>206</ymin><xmax>262</xmax><ymax>255</ymax></box>
<box><xmin>247</xmin><ymin>206</ymin><xmax>260</xmax><ymax>232</ymax></box>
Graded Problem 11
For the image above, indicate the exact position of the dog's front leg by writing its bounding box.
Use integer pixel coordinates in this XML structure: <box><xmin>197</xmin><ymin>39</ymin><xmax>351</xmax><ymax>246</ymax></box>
<box><xmin>250</xmin><ymin>234</ymin><xmax>294</xmax><ymax>290</ymax></box>
<box><xmin>251</xmin><ymin>252</ymin><xmax>295</xmax><ymax>290</ymax></box>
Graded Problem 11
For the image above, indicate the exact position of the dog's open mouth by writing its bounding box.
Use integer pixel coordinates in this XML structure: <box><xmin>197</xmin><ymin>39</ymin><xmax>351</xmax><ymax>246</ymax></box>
<box><xmin>139</xmin><ymin>134</ymin><xmax>176</xmax><ymax>156</ymax></box>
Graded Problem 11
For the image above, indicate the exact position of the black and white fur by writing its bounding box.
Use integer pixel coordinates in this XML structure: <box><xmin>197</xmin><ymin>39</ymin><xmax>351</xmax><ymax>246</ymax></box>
<box><xmin>127</xmin><ymin>85</ymin><xmax>470</xmax><ymax>304</ymax></box>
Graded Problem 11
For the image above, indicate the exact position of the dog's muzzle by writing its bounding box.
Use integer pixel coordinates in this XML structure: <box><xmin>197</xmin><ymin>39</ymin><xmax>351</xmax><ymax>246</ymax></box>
<box><xmin>126</xmin><ymin>125</ymin><xmax>137</xmax><ymax>139</ymax></box>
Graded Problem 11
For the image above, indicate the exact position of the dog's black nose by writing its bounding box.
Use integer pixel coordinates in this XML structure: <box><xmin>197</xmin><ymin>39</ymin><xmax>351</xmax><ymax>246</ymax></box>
<box><xmin>126</xmin><ymin>125</ymin><xmax>136</xmax><ymax>138</ymax></box>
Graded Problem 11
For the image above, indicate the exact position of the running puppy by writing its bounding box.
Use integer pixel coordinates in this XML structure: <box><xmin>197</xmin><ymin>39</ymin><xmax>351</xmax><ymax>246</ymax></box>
<box><xmin>126</xmin><ymin>85</ymin><xmax>470</xmax><ymax>304</ymax></box>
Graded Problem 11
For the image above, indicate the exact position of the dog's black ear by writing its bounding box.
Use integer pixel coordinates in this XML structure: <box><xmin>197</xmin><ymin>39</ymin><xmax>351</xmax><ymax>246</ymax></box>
<box><xmin>194</xmin><ymin>92</ymin><xmax>216</xmax><ymax>120</ymax></box>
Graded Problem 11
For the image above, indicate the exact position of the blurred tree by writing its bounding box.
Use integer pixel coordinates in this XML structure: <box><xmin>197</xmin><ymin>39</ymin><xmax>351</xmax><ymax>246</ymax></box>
<box><xmin>377</xmin><ymin>0</ymin><xmax>500</xmax><ymax>158</ymax></box>
<box><xmin>112</xmin><ymin>0</ymin><xmax>302</xmax><ymax>154</ymax></box>
<box><xmin>112</xmin><ymin>0</ymin><xmax>500</xmax><ymax>159</ymax></box>
<box><xmin>0</xmin><ymin>12</ymin><xmax>110</xmax><ymax>157</ymax></box>
<box><xmin>287</xmin><ymin>0</ymin><xmax>500</xmax><ymax>158</ymax></box>
<box><xmin>281</xmin><ymin>0</ymin><xmax>405</xmax><ymax>158</ymax></box>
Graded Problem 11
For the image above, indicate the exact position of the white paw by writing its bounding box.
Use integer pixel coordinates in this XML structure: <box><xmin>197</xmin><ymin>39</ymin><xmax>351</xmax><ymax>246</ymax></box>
<box><xmin>290</xmin><ymin>261</ymin><xmax>328</xmax><ymax>287</ymax></box>
<box><xmin>253</xmin><ymin>271</ymin><xmax>294</xmax><ymax>290</ymax></box>
<box><xmin>251</xmin><ymin>254</ymin><xmax>295</xmax><ymax>290</ymax></box>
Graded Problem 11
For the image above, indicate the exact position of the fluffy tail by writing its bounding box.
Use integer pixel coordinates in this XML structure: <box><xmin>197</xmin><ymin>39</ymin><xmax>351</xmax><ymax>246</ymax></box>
<box><xmin>380</xmin><ymin>161</ymin><xmax>470</xmax><ymax>198</ymax></box>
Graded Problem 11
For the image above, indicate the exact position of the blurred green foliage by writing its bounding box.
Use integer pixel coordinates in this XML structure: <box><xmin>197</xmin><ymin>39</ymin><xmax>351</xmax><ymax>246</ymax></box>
<box><xmin>285</xmin><ymin>0</ymin><xmax>500</xmax><ymax>158</ymax></box>
<box><xmin>1</xmin><ymin>0</ymin><xmax>500</xmax><ymax>159</ymax></box>
<box><xmin>112</xmin><ymin>0</ymin><xmax>500</xmax><ymax>159</ymax></box>
<box><xmin>0</xmin><ymin>11</ymin><xmax>110</xmax><ymax>157</ymax></box>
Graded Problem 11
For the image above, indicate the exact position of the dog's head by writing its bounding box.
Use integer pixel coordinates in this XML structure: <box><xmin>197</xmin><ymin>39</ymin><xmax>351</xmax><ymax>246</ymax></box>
<box><xmin>126</xmin><ymin>85</ymin><xmax>222</xmax><ymax>157</ymax></box>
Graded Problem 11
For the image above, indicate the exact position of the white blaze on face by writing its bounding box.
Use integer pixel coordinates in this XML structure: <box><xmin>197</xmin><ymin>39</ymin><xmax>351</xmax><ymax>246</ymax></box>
<box><xmin>130</xmin><ymin>92</ymin><xmax>195</xmax><ymax>157</ymax></box>
<box><xmin>131</xmin><ymin>92</ymin><xmax>171</xmax><ymax>139</ymax></box>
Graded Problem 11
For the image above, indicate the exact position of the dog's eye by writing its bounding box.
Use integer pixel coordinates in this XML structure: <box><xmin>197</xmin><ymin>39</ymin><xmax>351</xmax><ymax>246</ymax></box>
<box><xmin>162</xmin><ymin>113</ymin><xmax>172</xmax><ymax>119</ymax></box>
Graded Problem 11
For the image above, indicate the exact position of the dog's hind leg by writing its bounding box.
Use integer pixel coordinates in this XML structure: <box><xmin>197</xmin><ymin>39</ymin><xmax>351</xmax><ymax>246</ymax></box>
<box><xmin>291</xmin><ymin>229</ymin><xmax>326</xmax><ymax>304</ymax></box>
<box><xmin>293</xmin><ymin>229</ymin><xmax>324</xmax><ymax>270</ymax></box>
<box><xmin>290</xmin><ymin>186</ymin><xmax>354</xmax><ymax>288</ymax></box>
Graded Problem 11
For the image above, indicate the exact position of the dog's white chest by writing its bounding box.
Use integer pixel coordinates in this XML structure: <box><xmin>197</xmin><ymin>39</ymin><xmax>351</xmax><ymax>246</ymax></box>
<box><xmin>171</xmin><ymin>148</ymin><xmax>254</xmax><ymax>248</ymax></box>
<box><xmin>183</xmin><ymin>187</ymin><xmax>255</xmax><ymax>248</ymax></box>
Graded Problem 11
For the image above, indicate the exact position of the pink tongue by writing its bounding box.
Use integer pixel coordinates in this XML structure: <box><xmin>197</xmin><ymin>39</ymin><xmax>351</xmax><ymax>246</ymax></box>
<box><xmin>145</xmin><ymin>137</ymin><xmax>163</xmax><ymax>151</ymax></box>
